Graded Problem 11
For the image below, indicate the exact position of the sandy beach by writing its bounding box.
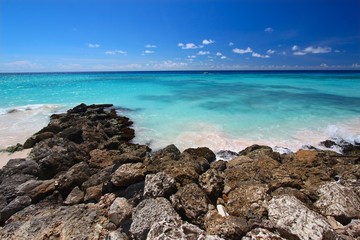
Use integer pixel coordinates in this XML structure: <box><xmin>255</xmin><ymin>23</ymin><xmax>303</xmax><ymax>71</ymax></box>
<box><xmin>0</xmin><ymin>148</ymin><xmax>32</xmax><ymax>168</ymax></box>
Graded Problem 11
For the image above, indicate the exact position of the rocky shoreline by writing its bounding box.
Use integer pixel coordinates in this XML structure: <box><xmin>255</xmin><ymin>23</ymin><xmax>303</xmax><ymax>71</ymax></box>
<box><xmin>0</xmin><ymin>103</ymin><xmax>359</xmax><ymax>239</ymax></box>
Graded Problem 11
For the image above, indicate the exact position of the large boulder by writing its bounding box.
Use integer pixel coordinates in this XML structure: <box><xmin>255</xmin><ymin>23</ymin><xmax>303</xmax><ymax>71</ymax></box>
<box><xmin>170</xmin><ymin>183</ymin><xmax>209</xmax><ymax>227</ymax></box>
<box><xmin>0</xmin><ymin>195</ymin><xmax>32</xmax><ymax>223</ymax></box>
<box><xmin>130</xmin><ymin>197</ymin><xmax>181</xmax><ymax>240</ymax></box>
<box><xmin>268</xmin><ymin>195</ymin><xmax>337</xmax><ymax>240</ymax></box>
<box><xmin>1</xmin><ymin>158</ymin><xmax>40</xmax><ymax>178</ymax></box>
<box><xmin>56</xmin><ymin>162</ymin><xmax>91</xmax><ymax>196</ymax></box>
<box><xmin>143</xmin><ymin>172</ymin><xmax>177</xmax><ymax>199</ymax></box>
<box><xmin>111</xmin><ymin>163</ymin><xmax>147</xmax><ymax>188</ymax></box>
<box><xmin>108</xmin><ymin>197</ymin><xmax>132</xmax><ymax>227</ymax></box>
<box><xmin>314</xmin><ymin>182</ymin><xmax>360</xmax><ymax>225</ymax></box>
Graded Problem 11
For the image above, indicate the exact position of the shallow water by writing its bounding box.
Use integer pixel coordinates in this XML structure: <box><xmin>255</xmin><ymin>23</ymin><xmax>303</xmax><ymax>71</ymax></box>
<box><xmin>1</xmin><ymin>71</ymin><xmax>359</xmax><ymax>152</ymax></box>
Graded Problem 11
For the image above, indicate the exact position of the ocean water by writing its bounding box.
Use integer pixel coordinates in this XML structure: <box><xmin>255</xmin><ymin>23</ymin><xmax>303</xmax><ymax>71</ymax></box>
<box><xmin>1</xmin><ymin>71</ymin><xmax>360</xmax><ymax>153</ymax></box>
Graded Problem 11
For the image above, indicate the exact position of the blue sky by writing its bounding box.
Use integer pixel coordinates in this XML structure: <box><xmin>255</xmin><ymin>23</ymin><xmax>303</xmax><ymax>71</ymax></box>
<box><xmin>1</xmin><ymin>0</ymin><xmax>359</xmax><ymax>72</ymax></box>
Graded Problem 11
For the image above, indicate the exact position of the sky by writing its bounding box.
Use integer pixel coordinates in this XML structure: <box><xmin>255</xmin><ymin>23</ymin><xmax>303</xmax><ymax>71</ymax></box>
<box><xmin>0</xmin><ymin>0</ymin><xmax>360</xmax><ymax>72</ymax></box>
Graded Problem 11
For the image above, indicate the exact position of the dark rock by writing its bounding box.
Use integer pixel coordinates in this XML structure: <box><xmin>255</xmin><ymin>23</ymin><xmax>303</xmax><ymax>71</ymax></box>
<box><xmin>199</xmin><ymin>169</ymin><xmax>224</xmax><ymax>200</ymax></box>
<box><xmin>29</xmin><ymin>137</ymin><xmax>89</xmax><ymax>179</ymax></box>
<box><xmin>5</xmin><ymin>143</ymin><xmax>23</xmax><ymax>153</ymax></box>
<box><xmin>210</xmin><ymin>160</ymin><xmax>227</xmax><ymax>171</ymax></box>
<box><xmin>23</xmin><ymin>136</ymin><xmax>37</xmax><ymax>149</ymax></box>
<box><xmin>143</xmin><ymin>172</ymin><xmax>177</xmax><ymax>199</ymax></box>
<box><xmin>35</xmin><ymin>131</ymin><xmax>55</xmax><ymax>142</ymax></box>
<box><xmin>67</xmin><ymin>103</ymin><xmax>88</xmax><ymax>114</ymax></box>
<box><xmin>151</xmin><ymin>144</ymin><xmax>181</xmax><ymax>162</ymax></box>
<box><xmin>16</xmin><ymin>179</ymin><xmax>56</xmax><ymax>203</ymax></box>
<box><xmin>320</xmin><ymin>140</ymin><xmax>338</xmax><ymax>149</ymax></box>
<box><xmin>0</xmin><ymin>174</ymin><xmax>35</xmax><ymax>202</ymax></box>
<box><xmin>89</xmin><ymin>149</ymin><xmax>123</xmax><ymax>169</ymax></box>
<box><xmin>130</xmin><ymin>197</ymin><xmax>181</xmax><ymax>240</ymax></box>
<box><xmin>183</xmin><ymin>147</ymin><xmax>216</xmax><ymax>163</ymax></box>
<box><xmin>58</xmin><ymin>127</ymin><xmax>83</xmax><ymax>143</ymax></box>
<box><xmin>56</xmin><ymin>162</ymin><xmax>91</xmax><ymax>196</ymax></box>
<box><xmin>0</xmin><ymin>195</ymin><xmax>32</xmax><ymax>223</ymax></box>
<box><xmin>118</xmin><ymin>181</ymin><xmax>145</xmax><ymax>206</ymax></box>
<box><xmin>170</xmin><ymin>183</ymin><xmax>209</xmax><ymax>227</ymax></box>
<box><xmin>1</xmin><ymin>158</ymin><xmax>40</xmax><ymax>178</ymax></box>
<box><xmin>82</xmin><ymin>166</ymin><xmax>112</xmax><ymax>189</ymax></box>
<box><xmin>84</xmin><ymin>184</ymin><xmax>103</xmax><ymax>202</ymax></box>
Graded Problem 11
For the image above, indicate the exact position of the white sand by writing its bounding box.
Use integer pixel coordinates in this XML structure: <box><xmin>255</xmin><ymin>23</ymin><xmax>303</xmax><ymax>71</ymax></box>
<box><xmin>0</xmin><ymin>148</ymin><xmax>32</xmax><ymax>169</ymax></box>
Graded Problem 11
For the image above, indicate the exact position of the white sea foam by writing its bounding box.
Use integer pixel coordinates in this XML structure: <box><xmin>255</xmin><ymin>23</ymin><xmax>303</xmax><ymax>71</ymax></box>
<box><xmin>0</xmin><ymin>104</ymin><xmax>64</xmax><ymax>149</ymax></box>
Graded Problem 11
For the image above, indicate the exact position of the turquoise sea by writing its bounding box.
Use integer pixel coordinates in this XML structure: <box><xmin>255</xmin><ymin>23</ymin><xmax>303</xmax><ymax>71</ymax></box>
<box><xmin>0</xmin><ymin>71</ymin><xmax>360</xmax><ymax>153</ymax></box>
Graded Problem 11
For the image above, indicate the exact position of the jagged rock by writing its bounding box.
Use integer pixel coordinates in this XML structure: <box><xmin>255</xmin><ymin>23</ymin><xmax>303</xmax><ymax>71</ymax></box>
<box><xmin>108</xmin><ymin>197</ymin><xmax>132</xmax><ymax>226</ymax></box>
<box><xmin>29</xmin><ymin>137</ymin><xmax>89</xmax><ymax>179</ymax></box>
<box><xmin>108</xmin><ymin>229</ymin><xmax>129</xmax><ymax>240</ymax></box>
<box><xmin>170</xmin><ymin>183</ymin><xmax>209</xmax><ymax>227</ymax></box>
<box><xmin>239</xmin><ymin>144</ymin><xmax>280</xmax><ymax>161</ymax></box>
<box><xmin>56</xmin><ymin>162</ymin><xmax>91</xmax><ymax>196</ymax></box>
<box><xmin>84</xmin><ymin>184</ymin><xmax>103</xmax><ymax>202</ymax></box>
<box><xmin>314</xmin><ymin>182</ymin><xmax>360</xmax><ymax>224</ymax></box>
<box><xmin>151</xmin><ymin>144</ymin><xmax>181</xmax><ymax>162</ymax></box>
<box><xmin>0</xmin><ymin>195</ymin><xmax>32</xmax><ymax>223</ymax></box>
<box><xmin>1</xmin><ymin>158</ymin><xmax>40</xmax><ymax>178</ymax></box>
<box><xmin>270</xmin><ymin>187</ymin><xmax>313</xmax><ymax>207</ymax></box>
<box><xmin>242</xmin><ymin>228</ymin><xmax>285</xmax><ymax>240</ymax></box>
<box><xmin>268</xmin><ymin>195</ymin><xmax>337</xmax><ymax>240</ymax></box>
<box><xmin>226</xmin><ymin>183</ymin><xmax>269</xmax><ymax>220</ymax></box>
<box><xmin>205</xmin><ymin>210</ymin><xmax>249</xmax><ymax>239</ymax></box>
<box><xmin>64</xmin><ymin>186</ymin><xmax>84</xmax><ymax>205</ymax></box>
<box><xmin>199</xmin><ymin>169</ymin><xmax>224</xmax><ymax>199</ymax></box>
<box><xmin>130</xmin><ymin>197</ymin><xmax>181</xmax><ymax>240</ymax></box>
<box><xmin>58</xmin><ymin>127</ymin><xmax>83</xmax><ymax>143</ymax></box>
<box><xmin>82</xmin><ymin>166</ymin><xmax>112</xmax><ymax>189</ymax></box>
<box><xmin>0</xmin><ymin>174</ymin><xmax>35</xmax><ymax>202</ymax></box>
<box><xmin>0</xmin><ymin>194</ymin><xmax>7</xmax><ymax>210</ymax></box>
<box><xmin>143</xmin><ymin>172</ymin><xmax>177</xmax><ymax>198</ymax></box>
<box><xmin>0</xmin><ymin>201</ymin><xmax>110</xmax><ymax>239</ymax></box>
<box><xmin>146</xmin><ymin>218</ymin><xmax>223</xmax><ymax>240</ymax></box>
<box><xmin>210</xmin><ymin>160</ymin><xmax>227</xmax><ymax>171</ymax></box>
<box><xmin>35</xmin><ymin>131</ymin><xmax>55</xmax><ymax>142</ymax></box>
<box><xmin>89</xmin><ymin>149</ymin><xmax>123</xmax><ymax>169</ymax></box>
<box><xmin>111</xmin><ymin>163</ymin><xmax>147</xmax><ymax>188</ymax></box>
<box><xmin>16</xmin><ymin>179</ymin><xmax>56</xmax><ymax>202</ymax></box>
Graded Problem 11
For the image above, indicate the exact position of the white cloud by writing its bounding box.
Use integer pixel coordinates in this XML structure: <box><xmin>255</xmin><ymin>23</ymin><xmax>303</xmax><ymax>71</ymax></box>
<box><xmin>153</xmin><ymin>60</ymin><xmax>188</xmax><ymax>69</ymax></box>
<box><xmin>352</xmin><ymin>63</ymin><xmax>360</xmax><ymax>68</ymax></box>
<box><xmin>334</xmin><ymin>49</ymin><xmax>341</xmax><ymax>53</ymax></box>
<box><xmin>264</xmin><ymin>27</ymin><xmax>274</xmax><ymax>33</ymax></box>
<box><xmin>145</xmin><ymin>44</ymin><xmax>157</xmax><ymax>48</ymax></box>
<box><xmin>292</xmin><ymin>45</ymin><xmax>332</xmax><ymax>56</ymax></box>
<box><xmin>178</xmin><ymin>43</ymin><xmax>198</xmax><ymax>49</ymax></box>
<box><xmin>320</xmin><ymin>63</ymin><xmax>328</xmax><ymax>68</ymax></box>
<box><xmin>105</xmin><ymin>50</ymin><xmax>127</xmax><ymax>55</ymax></box>
<box><xmin>233</xmin><ymin>47</ymin><xmax>253</xmax><ymax>54</ymax></box>
<box><xmin>229</xmin><ymin>42</ymin><xmax>234</xmax><ymax>46</ymax></box>
<box><xmin>292</xmin><ymin>45</ymin><xmax>300</xmax><ymax>51</ymax></box>
<box><xmin>197</xmin><ymin>51</ymin><xmax>210</xmax><ymax>55</ymax></box>
<box><xmin>202</xmin><ymin>39</ymin><xmax>215</xmax><ymax>45</ymax></box>
<box><xmin>216</xmin><ymin>52</ymin><xmax>222</xmax><ymax>56</ymax></box>
<box><xmin>267</xmin><ymin>49</ymin><xmax>275</xmax><ymax>54</ymax></box>
<box><xmin>188</xmin><ymin>55</ymin><xmax>196</xmax><ymax>59</ymax></box>
<box><xmin>252</xmin><ymin>52</ymin><xmax>270</xmax><ymax>58</ymax></box>
<box><xmin>88</xmin><ymin>43</ymin><xmax>100</xmax><ymax>48</ymax></box>
<box><xmin>220</xmin><ymin>56</ymin><xmax>227</xmax><ymax>59</ymax></box>
<box><xmin>144</xmin><ymin>50</ymin><xmax>155</xmax><ymax>54</ymax></box>
<box><xmin>303</xmin><ymin>46</ymin><xmax>332</xmax><ymax>54</ymax></box>
<box><xmin>293</xmin><ymin>51</ymin><xmax>307</xmax><ymax>56</ymax></box>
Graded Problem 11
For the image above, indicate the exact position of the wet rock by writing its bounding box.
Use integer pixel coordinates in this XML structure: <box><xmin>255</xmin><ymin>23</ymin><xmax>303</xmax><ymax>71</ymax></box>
<box><xmin>5</xmin><ymin>143</ymin><xmax>24</xmax><ymax>153</ymax></box>
<box><xmin>111</xmin><ymin>163</ymin><xmax>147</xmax><ymax>188</ymax></box>
<box><xmin>314</xmin><ymin>182</ymin><xmax>360</xmax><ymax>225</ymax></box>
<box><xmin>199</xmin><ymin>169</ymin><xmax>224</xmax><ymax>199</ymax></box>
<box><xmin>64</xmin><ymin>186</ymin><xmax>84</xmax><ymax>205</ymax></box>
<box><xmin>268</xmin><ymin>195</ymin><xmax>337</xmax><ymax>240</ymax></box>
<box><xmin>108</xmin><ymin>197</ymin><xmax>132</xmax><ymax>226</ymax></box>
<box><xmin>226</xmin><ymin>183</ymin><xmax>268</xmax><ymax>220</ymax></box>
<box><xmin>130</xmin><ymin>197</ymin><xmax>181</xmax><ymax>240</ymax></box>
<box><xmin>143</xmin><ymin>172</ymin><xmax>177</xmax><ymax>199</ymax></box>
<box><xmin>242</xmin><ymin>228</ymin><xmax>285</xmax><ymax>240</ymax></box>
<box><xmin>216</xmin><ymin>150</ymin><xmax>239</xmax><ymax>161</ymax></box>
<box><xmin>183</xmin><ymin>147</ymin><xmax>216</xmax><ymax>163</ymax></box>
<box><xmin>0</xmin><ymin>195</ymin><xmax>32</xmax><ymax>223</ymax></box>
<box><xmin>204</xmin><ymin>210</ymin><xmax>249</xmax><ymax>239</ymax></box>
<box><xmin>170</xmin><ymin>183</ymin><xmax>209</xmax><ymax>227</ymax></box>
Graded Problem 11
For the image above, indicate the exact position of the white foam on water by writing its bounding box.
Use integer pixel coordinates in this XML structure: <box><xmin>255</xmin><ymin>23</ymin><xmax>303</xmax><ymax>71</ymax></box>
<box><xmin>0</xmin><ymin>104</ymin><xmax>64</xmax><ymax>149</ymax></box>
